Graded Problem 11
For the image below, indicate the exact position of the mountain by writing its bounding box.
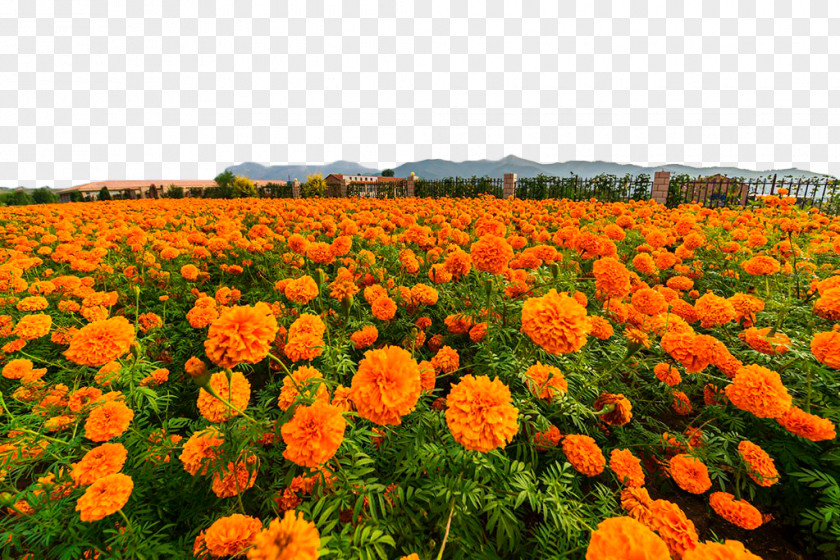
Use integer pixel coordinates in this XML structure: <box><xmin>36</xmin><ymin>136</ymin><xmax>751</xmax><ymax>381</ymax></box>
<box><xmin>225</xmin><ymin>161</ymin><xmax>380</xmax><ymax>181</ymax></box>
<box><xmin>391</xmin><ymin>155</ymin><xmax>831</xmax><ymax>180</ymax></box>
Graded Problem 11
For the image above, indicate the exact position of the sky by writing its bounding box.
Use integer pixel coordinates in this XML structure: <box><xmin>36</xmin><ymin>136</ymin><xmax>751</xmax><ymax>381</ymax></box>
<box><xmin>1</xmin><ymin>0</ymin><xmax>839</xmax><ymax>188</ymax></box>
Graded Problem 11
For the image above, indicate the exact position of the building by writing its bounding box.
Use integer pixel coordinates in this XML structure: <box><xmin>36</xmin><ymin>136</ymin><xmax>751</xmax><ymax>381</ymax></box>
<box><xmin>57</xmin><ymin>179</ymin><xmax>286</xmax><ymax>203</ymax></box>
<box><xmin>324</xmin><ymin>174</ymin><xmax>405</xmax><ymax>197</ymax></box>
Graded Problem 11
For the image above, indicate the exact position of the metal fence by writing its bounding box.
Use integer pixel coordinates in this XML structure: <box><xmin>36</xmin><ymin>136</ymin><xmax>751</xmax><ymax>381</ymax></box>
<box><xmin>346</xmin><ymin>180</ymin><xmax>409</xmax><ymax>199</ymax></box>
<box><xmin>668</xmin><ymin>174</ymin><xmax>840</xmax><ymax>214</ymax></box>
<box><xmin>414</xmin><ymin>176</ymin><xmax>504</xmax><ymax>199</ymax></box>
<box><xmin>516</xmin><ymin>174</ymin><xmax>652</xmax><ymax>201</ymax></box>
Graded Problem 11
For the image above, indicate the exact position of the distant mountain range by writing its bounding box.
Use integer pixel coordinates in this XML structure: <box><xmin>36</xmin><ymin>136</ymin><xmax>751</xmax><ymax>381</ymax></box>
<box><xmin>227</xmin><ymin>156</ymin><xmax>831</xmax><ymax>181</ymax></box>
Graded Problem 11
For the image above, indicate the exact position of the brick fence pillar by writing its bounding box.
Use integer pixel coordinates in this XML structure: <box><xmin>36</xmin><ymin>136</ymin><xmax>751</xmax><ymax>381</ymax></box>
<box><xmin>652</xmin><ymin>171</ymin><xmax>671</xmax><ymax>204</ymax></box>
<box><xmin>503</xmin><ymin>172</ymin><xmax>517</xmax><ymax>198</ymax></box>
<box><xmin>291</xmin><ymin>179</ymin><xmax>300</xmax><ymax>199</ymax></box>
<box><xmin>406</xmin><ymin>173</ymin><xmax>415</xmax><ymax>197</ymax></box>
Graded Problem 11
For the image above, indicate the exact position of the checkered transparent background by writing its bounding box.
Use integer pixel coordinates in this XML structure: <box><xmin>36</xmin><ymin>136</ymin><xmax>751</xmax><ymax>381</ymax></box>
<box><xmin>1</xmin><ymin>0</ymin><xmax>839</xmax><ymax>188</ymax></box>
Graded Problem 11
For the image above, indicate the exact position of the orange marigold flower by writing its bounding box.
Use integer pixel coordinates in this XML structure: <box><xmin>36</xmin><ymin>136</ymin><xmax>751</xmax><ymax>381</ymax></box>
<box><xmin>331</xmin><ymin>384</ymin><xmax>353</xmax><ymax>412</ymax></box>
<box><xmin>709</xmin><ymin>492</ymin><xmax>763</xmax><ymax>530</ymax></box>
<box><xmin>2</xmin><ymin>358</ymin><xmax>33</xmax><ymax>380</ymax></box>
<box><xmin>75</xmin><ymin>473</ymin><xmax>133</xmax><ymax>522</ymax></box>
<box><xmin>683</xmin><ymin>540</ymin><xmax>762</xmax><ymax>560</ymax></box>
<box><xmin>281</xmin><ymin>401</ymin><xmax>346</xmax><ymax>467</ymax></box>
<box><xmin>284</xmin><ymin>275</ymin><xmax>319</xmax><ymax>305</ymax></box>
<box><xmin>562</xmin><ymin>434</ymin><xmax>605</xmax><ymax>476</ymax></box>
<box><xmin>741</xmin><ymin>255</ymin><xmax>781</xmax><ymax>276</ymax></box>
<box><xmin>776</xmin><ymin>406</ymin><xmax>836</xmax><ymax>441</ymax></box>
<box><xmin>277</xmin><ymin>365</ymin><xmax>329</xmax><ymax>411</ymax></box>
<box><xmin>737</xmin><ymin>440</ymin><xmax>779</xmax><ymax>487</ymax></box>
<box><xmin>653</xmin><ymin>362</ymin><xmax>681</xmax><ymax>386</ymax></box>
<box><xmin>64</xmin><ymin>316</ymin><xmax>135</xmax><ymax>367</ymax></box>
<box><xmin>431</xmin><ymin>345</ymin><xmax>459</xmax><ymax>374</ymax></box>
<box><xmin>349</xmin><ymin>325</ymin><xmax>378</xmax><ymax>350</ymax></box>
<box><xmin>594</xmin><ymin>393</ymin><xmax>632</xmax><ymax>426</ymax></box>
<box><xmin>204</xmin><ymin>303</ymin><xmax>279</xmax><ymax>369</ymax></box>
<box><xmin>592</xmin><ymin>257</ymin><xmax>632</xmax><ymax>299</ymax></box>
<box><xmin>631</xmin><ymin>288</ymin><xmax>668</xmax><ymax>315</ymax></box>
<box><xmin>14</xmin><ymin>313</ymin><xmax>52</xmax><ymax>340</ymax></box>
<box><xmin>204</xmin><ymin>513</ymin><xmax>262</xmax><ymax>558</ymax></box>
<box><xmin>469</xmin><ymin>321</ymin><xmax>488</xmax><ymax>342</ymax></box>
<box><xmin>288</xmin><ymin>313</ymin><xmax>326</xmax><ymax>340</ymax></box>
<box><xmin>671</xmin><ymin>390</ymin><xmax>692</xmax><ymax>415</ymax></box>
<box><xmin>725</xmin><ymin>364</ymin><xmax>791</xmax><ymax>419</ymax></box>
<box><xmin>284</xmin><ymin>333</ymin><xmax>324</xmax><ymax>362</ymax></box>
<box><xmin>609</xmin><ymin>448</ymin><xmax>645</xmax><ymax>487</ymax></box>
<box><xmin>585</xmin><ymin>516</ymin><xmax>670</xmax><ymax>560</ymax></box>
<box><xmin>524</xmin><ymin>362</ymin><xmax>568</xmax><ymax>400</ymax></box>
<box><xmin>738</xmin><ymin>327</ymin><xmax>791</xmax><ymax>355</ymax></box>
<box><xmin>350</xmin><ymin>345</ymin><xmax>421</xmax><ymax>425</ymax></box>
<box><xmin>669</xmin><ymin>454</ymin><xmax>712</xmax><ymax>494</ymax></box>
<box><xmin>185</xmin><ymin>357</ymin><xmax>208</xmax><ymax>379</ymax></box>
<box><xmin>445</xmin><ymin>374</ymin><xmax>519</xmax><ymax>453</ymax></box>
<box><xmin>521</xmin><ymin>289</ymin><xmax>589</xmax><ymax>355</ymax></box>
<box><xmin>587</xmin><ymin>316</ymin><xmax>614</xmax><ymax>340</ymax></box>
<box><xmin>371</xmin><ymin>295</ymin><xmax>397</xmax><ymax>321</ymax></box>
<box><xmin>180</xmin><ymin>428</ymin><xmax>224</xmax><ymax>476</ymax></box>
<box><xmin>534</xmin><ymin>425</ymin><xmax>562</xmax><ymax>450</ymax></box>
<box><xmin>814</xmin><ymin>287</ymin><xmax>840</xmax><ymax>321</ymax></box>
<box><xmin>180</xmin><ymin>264</ymin><xmax>199</xmax><ymax>281</ymax></box>
<box><xmin>71</xmin><ymin>443</ymin><xmax>127</xmax><ymax>486</ymax></box>
<box><xmin>470</xmin><ymin>235</ymin><xmax>513</xmax><ymax>275</ymax></box>
<box><xmin>197</xmin><ymin>371</ymin><xmax>251</xmax><ymax>423</ymax></box>
<box><xmin>811</xmin><ymin>330</ymin><xmax>840</xmax><ymax>369</ymax></box>
<box><xmin>84</xmin><ymin>401</ymin><xmax>134</xmax><ymax>442</ymax></box>
<box><xmin>246</xmin><ymin>510</ymin><xmax>321</xmax><ymax>560</ymax></box>
<box><xmin>694</xmin><ymin>293</ymin><xmax>736</xmax><ymax>328</ymax></box>
<box><xmin>211</xmin><ymin>454</ymin><xmax>259</xmax><ymax>498</ymax></box>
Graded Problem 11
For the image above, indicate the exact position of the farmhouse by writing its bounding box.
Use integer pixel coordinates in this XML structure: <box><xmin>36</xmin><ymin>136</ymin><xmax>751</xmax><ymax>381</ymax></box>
<box><xmin>324</xmin><ymin>174</ymin><xmax>406</xmax><ymax>197</ymax></box>
<box><xmin>57</xmin><ymin>179</ymin><xmax>286</xmax><ymax>203</ymax></box>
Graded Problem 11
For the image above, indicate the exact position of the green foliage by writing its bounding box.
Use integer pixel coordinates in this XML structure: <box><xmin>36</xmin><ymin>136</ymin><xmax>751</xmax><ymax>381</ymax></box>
<box><xmin>164</xmin><ymin>185</ymin><xmax>185</xmax><ymax>199</ymax></box>
<box><xmin>302</xmin><ymin>173</ymin><xmax>327</xmax><ymax>198</ymax></box>
<box><xmin>232</xmin><ymin>176</ymin><xmax>258</xmax><ymax>198</ymax></box>
<box><xmin>32</xmin><ymin>187</ymin><xmax>58</xmax><ymax>204</ymax></box>
<box><xmin>98</xmin><ymin>187</ymin><xmax>112</xmax><ymax>201</ymax></box>
<box><xmin>381</xmin><ymin>169</ymin><xmax>395</xmax><ymax>177</ymax></box>
<box><xmin>1</xmin><ymin>190</ymin><xmax>34</xmax><ymax>206</ymax></box>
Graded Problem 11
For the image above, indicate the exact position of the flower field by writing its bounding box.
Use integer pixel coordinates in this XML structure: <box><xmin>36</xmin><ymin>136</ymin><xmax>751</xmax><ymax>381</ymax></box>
<box><xmin>0</xmin><ymin>193</ymin><xmax>839</xmax><ymax>559</ymax></box>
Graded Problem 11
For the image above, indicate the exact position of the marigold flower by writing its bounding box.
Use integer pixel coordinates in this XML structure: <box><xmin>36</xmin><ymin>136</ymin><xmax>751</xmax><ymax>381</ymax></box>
<box><xmin>204</xmin><ymin>513</ymin><xmax>262</xmax><ymax>558</ymax></box>
<box><xmin>197</xmin><ymin>371</ymin><xmax>251</xmax><ymax>423</ymax></box>
<box><xmin>14</xmin><ymin>313</ymin><xmax>52</xmax><ymax>340</ymax></box>
<box><xmin>814</xmin><ymin>287</ymin><xmax>840</xmax><ymax>321</ymax></box>
<box><xmin>738</xmin><ymin>327</ymin><xmax>790</xmax><ymax>355</ymax></box>
<box><xmin>350</xmin><ymin>345</ymin><xmax>421</xmax><ymax>425</ymax></box>
<box><xmin>620</xmin><ymin>487</ymin><xmax>699</xmax><ymax>557</ymax></box>
<box><xmin>71</xmin><ymin>443</ymin><xmax>127</xmax><ymax>486</ymax></box>
<box><xmin>737</xmin><ymin>440</ymin><xmax>779</xmax><ymax>487</ymax></box>
<box><xmin>609</xmin><ymin>449</ymin><xmax>645</xmax><ymax>487</ymax></box>
<box><xmin>653</xmin><ymin>362</ymin><xmax>681</xmax><ymax>386</ymax></box>
<box><xmin>84</xmin><ymin>401</ymin><xmax>134</xmax><ymax>442</ymax></box>
<box><xmin>811</xmin><ymin>330</ymin><xmax>840</xmax><ymax>369</ymax></box>
<box><xmin>211</xmin><ymin>455</ymin><xmax>259</xmax><ymax>498</ymax></box>
<box><xmin>2</xmin><ymin>358</ymin><xmax>33</xmax><ymax>380</ymax></box>
<box><xmin>631</xmin><ymin>288</ymin><xmax>668</xmax><ymax>315</ymax></box>
<box><xmin>204</xmin><ymin>303</ymin><xmax>279</xmax><ymax>369</ymax></box>
<box><xmin>180</xmin><ymin>428</ymin><xmax>224</xmax><ymax>476</ymax></box>
<box><xmin>694</xmin><ymin>293</ymin><xmax>736</xmax><ymax>328</ymax></box>
<box><xmin>281</xmin><ymin>401</ymin><xmax>346</xmax><ymax>467</ymax></box>
<box><xmin>741</xmin><ymin>255</ymin><xmax>781</xmax><ymax>276</ymax></box>
<box><xmin>593</xmin><ymin>393</ymin><xmax>632</xmax><ymax>426</ymax></box>
<box><xmin>587</xmin><ymin>316</ymin><xmax>614</xmax><ymax>340</ymax></box>
<box><xmin>470</xmin><ymin>234</ymin><xmax>513</xmax><ymax>275</ymax></box>
<box><xmin>562</xmin><ymin>434</ymin><xmax>605</xmax><ymax>476</ymax></box>
<box><xmin>246</xmin><ymin>510</ymin><xmax>321</xmax><ymax>560</ymax></box>
<box><xmin>523</xmin><ymin>362</ymin><xmax>568</xmax><ymax>400</ymax></box>
<box><xmin>683</xmin><ymin>540</ymin><xmax>762</xmax><ymax>560</ymax></box>
<box><xmin>709</xmin><ymin>492</ymin><xmax>763</xmax><ymax>530</ymax></box>
<box><xmin>431</xmin><ymin>345</ymin><xmax>459</xmax><ymax>374</ymax></box>
<box><xmin>592</xmin><ymin>257</ymin><xmax>632</xmax><ymax>299</ymax></box>
<box><xmin>349</xmin><ymin>325</ymin><xmax>378</xmax><ymax>350</ymax></box>
<box><xmin>64</xmin><ymin>316</ymin><xmax>135</xmax><ymax>367</ymax></box>
<box><xmin>285</xmin><ymin>275</ymin><xmax>319</xmax><ymax>305</ymax></box>
<box><xmin>277</xmin><ymin>365</ymin><xmax>329</xmax><ymax>411</ymax></box>
<box><xmin>534</xmin><ymin>425</ymin><xmax>562</xmax><ymax>450</ymax></box>
<box><xmin>776</xmin><ymin>406</ymin><xmax>836</xmax><ymax>441</ymax></box>
<box><xmin>371</xmin><ymin>295</ymin><xmax>397</xmax><ymax>321</ymax></box>
<box><xmin>669</xmin><ymin>454</ymin><xmax>712</xmax><ymax>494</ymax></box>
<box><xmin>445</xmin><ymin>375</ymin><xmax>519</xmax><ymax>452</ymax></box>
<box><xmin>585</xmin><ymin>516</ymin><xmax>670</xmax><ymax>560</ymax></box>
<box><xmin>521</xmin><ymin>289</ymin><xmax>589</xmax><ymax>355</ymax></box>
<box><xmin>725</xmin><ymin>364</ymin><xmax>791</xmax><ymax>419</ymax></box>
<box><xmin>75</xmin><ymin>473</ymin><xmax>133</xmax><ymax>522</ymax></box>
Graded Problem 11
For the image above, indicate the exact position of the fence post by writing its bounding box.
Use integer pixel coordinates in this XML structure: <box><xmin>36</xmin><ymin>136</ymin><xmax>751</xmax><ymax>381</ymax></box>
<box><xmin>291</xmin><ymin>179</ymin><xmax>300</xmax><ymax>199</ymax></box>
<box><xmin>652</xmin><ymin>171</ymin><xmax>671</xmax><ymax>204</ymax></box>
<box><xmin>406</xmin><ymin>173</ymin><xmax>415</xmax><ymax>197</ymax></box>
<box><xmin>503</xmin><ymin>173</ymin><xmax>517</xmax><ymax>198</ymax></box>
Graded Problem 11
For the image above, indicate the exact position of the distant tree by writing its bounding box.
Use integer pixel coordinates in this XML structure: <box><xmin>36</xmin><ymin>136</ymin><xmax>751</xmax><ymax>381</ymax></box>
<box><xmin>69</xmin><ymin>191</ymin><xmax>83</xmax><ymax>202</ymax></box>
<box><xmin>302</xmin><ymin>173</ymin><xmax>326</xmax><ymax>198</ymax></box>
<box><xmin>98</xmin><ymin>187</ymin><xmax>112</xmax><ymax>201</ymax></box>
<box><xmin>165</xmin><ymin>185</ymin><xmax>185</xmax><ymax>199</ymax></box>
<box><xmin>381</xmin><ymin>169</ymin><xmax>395</xmax><ymax>177</ymax></box>
<box><xmin>3</xmin><ymin>190</ymin><xmax>33</xmax><ymax>206</ymax></box>
<box><xmin>232</xmin><ymin>176</ymin><xmax>257</xmax><ymax>198</ymax></box>
<box><xmin>32</xmin><ymin>187</ymin><xmax>58</xmax><ymax>204</ymax></box>
<box><xmin>215</xmin><ymin>171</ymin><xmax>235</xmax><ymax>189</ymax></box>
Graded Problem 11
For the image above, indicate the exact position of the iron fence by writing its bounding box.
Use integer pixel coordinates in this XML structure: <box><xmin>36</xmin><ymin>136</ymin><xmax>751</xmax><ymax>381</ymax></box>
<box><xmin>516</xmin><ymin>174</ymin><xmax>652</xmax><ymax>202</ymax></box>
<box><xmin>414</xmin><ymin>176</ymin><xmax>504</xmax><ymax>199</ymax></box>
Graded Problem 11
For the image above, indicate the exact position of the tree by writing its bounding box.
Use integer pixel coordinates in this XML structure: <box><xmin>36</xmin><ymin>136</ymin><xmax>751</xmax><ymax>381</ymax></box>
<box><xmin>69</xmin><ymin>191</ymin><xmax>83</xmax><ymax>202</ymax></box>
<box><xmin>302</xmin><ymin>173</ymin><xmax>326</xmax><ymax>198</ymax></box>
<box><xmin>213</xmin><ymin>171</ymin><xmax>236</xmax><ymax>199</ymax></box>
<box><xmin>232</xmin><ymin>175</ymin><xmax>257</xmax><ymax>198</ymax></box>
<box><xmin>2</xmin><ymin>190</ymin><xmax>33</xmax><ymax>206</ymax></box>
<box><xmin>32</xmin><ymin>187</ymin><xmax>58</xmax><ymax>204</ymax></box>
<box><xmin>215</xmin><ymin>171</ymin><xmax>235</xmax><ymax>189</ymax></box>
<box><xmin>164</xmin><ymin>185</ymin><xmax>185</xmax><ymax>199</ymax></box>
<box><xmin>381</xmin><ymin>169</ymin><xmax>395</xmax><ymax>177</ymax></box>
<box><xmin>98</xmin><ymin>187</ymin><xmax>112</xmax><ymax>201</ymax></box>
